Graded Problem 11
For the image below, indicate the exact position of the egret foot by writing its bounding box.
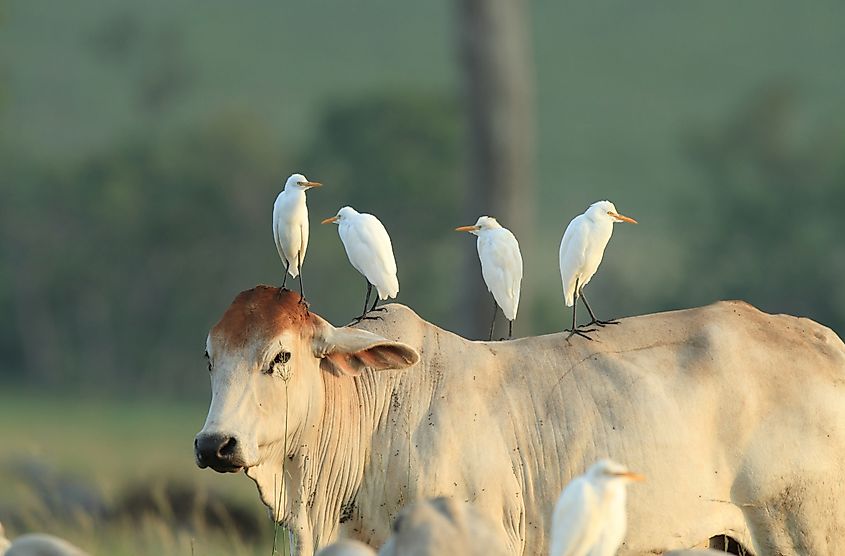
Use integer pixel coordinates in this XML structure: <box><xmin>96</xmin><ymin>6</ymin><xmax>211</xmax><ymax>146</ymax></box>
<box><xmin>587</xmin><ymin>318</ymin><xmax>619</xmax><ymax>327</ymax></box>
<box><xmin>565</xmin><ymin>328</ymin><xmax>597</xmax><ymax>340</ymax></box>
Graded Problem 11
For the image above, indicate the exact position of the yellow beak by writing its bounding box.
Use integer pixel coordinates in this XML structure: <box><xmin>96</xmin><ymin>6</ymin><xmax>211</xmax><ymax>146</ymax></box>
<box><xmin>298</xmin><ymin>181</ymin><xmax>322</xmax><ymax>188</ymax></box>
<box><xmin>455</xmin><ymin>225</ymin><xmax>481</xmax><ymax>232</ymax></box>
<box><xmin>321</xmin><ymin>216</ymin><xmax>339</xmax><ymax>224</ymax></box>
<box><xmin>609</xmin><ymin>211</ymin><xmax>638</xmax><ymax>224</ymax></box>
<box><xmin>618</xmin><ymin>471</ymin><xmax>646</xmax><ymax>482</ymax></box>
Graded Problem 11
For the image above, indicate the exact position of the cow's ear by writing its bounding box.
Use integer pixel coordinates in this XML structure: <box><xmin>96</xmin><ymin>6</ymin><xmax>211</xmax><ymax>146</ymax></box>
<box><xmin>313</xmin><ymin>323</ymin><xmax>420</xmax><ymax>377</ymax></box>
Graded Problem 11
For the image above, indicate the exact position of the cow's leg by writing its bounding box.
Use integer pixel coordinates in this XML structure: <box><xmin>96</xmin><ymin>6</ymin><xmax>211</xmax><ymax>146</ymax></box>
<box><xmin>579</xmin><ymin>291</ymin><xmax>619</xmax><ymax>327</ymax></box>
<box><xmin>566</xmin><ymin>279</ymin><xmax>596</xmax><ymax>340</ymax></box>
<box><xmin>489</xmin><ymin>297</ymin><xmax>498</xmax><ymax>341</ymax></box>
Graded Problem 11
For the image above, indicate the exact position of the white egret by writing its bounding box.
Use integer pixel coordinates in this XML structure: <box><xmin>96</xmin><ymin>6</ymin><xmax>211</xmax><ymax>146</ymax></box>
<box><xmin>456</xmin><ymin>216</ymin><xmax>523</xmax><ymax>340</ymax></box>
<box><xmin>273</xmin><ymin>173</ymin><xmax>322</xmax><ymax>298</ymax></box>
<box><xmin>549</xmin><ymin>459</ymin><xmax>644</xmax><ymax>556</ymax></box>
<box><xmin>322</xmin><ymin>206</ymin><xmax>399</xmax><ymax>321</ymax></box>
<box><xmin>559</xmin><ymin>200</ymin><xmax>637</xmax><ymax>339</ymax></box>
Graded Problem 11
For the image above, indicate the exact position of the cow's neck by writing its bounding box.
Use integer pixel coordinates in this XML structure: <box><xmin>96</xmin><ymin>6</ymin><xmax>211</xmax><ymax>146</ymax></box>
<box><xmin>247</xmin><ymin>367</ymin><xmax>401</xmax><ymax>553</ymax></box>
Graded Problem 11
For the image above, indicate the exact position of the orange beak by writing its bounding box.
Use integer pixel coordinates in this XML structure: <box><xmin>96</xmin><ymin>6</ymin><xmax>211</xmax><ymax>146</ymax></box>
<box><xmin>455</xmin><ymin>225</ymin><xmax>481</xmax><ymax>232</ymax></box>
<box><xmin>321</xmin><ymin>216</ymin><xmax>339</xmax><ymax>224</ymax></box>
<box><xmin>617</xmin><ymin>471</ymin><xmax>646</xmax><ymax>482</ymax></box>
<box><xmin>298</xmin><ymin>181</ymin><xmax>322</xmax><ymax>188</ymax></box>
<box><xmin>609</xmin><ymin>211</ymin><xmax>638</xmax><ymax>224</ymax></box>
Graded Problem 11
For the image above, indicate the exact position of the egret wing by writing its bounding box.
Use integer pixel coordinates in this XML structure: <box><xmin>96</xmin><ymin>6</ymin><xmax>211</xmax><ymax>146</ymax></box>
<box><xmin>549</xmin><ymin>477</ymin><xmax>602</xmax><ymax>556</ymax></box>
<box><xmin>340</xmin><ymin>214</ymin><xmax>398</xmax><ymax>297</ymax></box>
<box><xmin>559</xmin><ymin>216</ymin><xmax>591</xmax><ymax>305</ymax></box>
<box><xmin>478</xmin><ymin>230</ymin><xmax>523</xmax><ymax>319</ymax></box>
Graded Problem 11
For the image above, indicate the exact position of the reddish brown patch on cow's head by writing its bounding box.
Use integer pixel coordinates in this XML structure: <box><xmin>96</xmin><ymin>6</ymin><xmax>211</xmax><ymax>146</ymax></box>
<box><xmin>211</xmin><ymin>286</ymin><xmax>315</xmax><ymax>348</ymax></box>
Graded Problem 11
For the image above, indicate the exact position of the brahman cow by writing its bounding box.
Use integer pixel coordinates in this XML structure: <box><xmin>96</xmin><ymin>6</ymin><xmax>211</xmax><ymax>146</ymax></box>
<box><xmin>379</xmin><ymin>497</ymin><xmax>508</xmax><ymax>556</ymax></box>
<box><xmin>195</xmin><ymin>286</ymin><xmax>845</xmax><ymax>555</ymax></box>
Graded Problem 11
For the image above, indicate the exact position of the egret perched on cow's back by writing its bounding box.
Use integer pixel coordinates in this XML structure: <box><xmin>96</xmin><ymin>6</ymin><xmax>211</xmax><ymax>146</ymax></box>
<box><xmin>549</xmin><ymin>459</ymin><xmax>644</xmax><ymax>556</ymax></box>
<box><xmin>456</xmin><ymin>216</ymin><xmax>523</xmax><ymax>340</ymax></box>
<box><xmin>322</xmin><ymin>206</ymin><xmax>399</xmax><ymax>322</ymax></box>
<box><xmin>273</xmin><ymin>173</ymin><xmax>322</xmax><ymax>298</ymax></box>
<box><xmin>559</xmin><ymin>200</ymin><xmax>637</xmax><ymax>339</ymax></box>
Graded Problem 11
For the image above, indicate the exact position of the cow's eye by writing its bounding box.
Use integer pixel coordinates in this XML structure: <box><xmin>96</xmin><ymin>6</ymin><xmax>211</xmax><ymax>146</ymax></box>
<box><xmin>204</xmin><ymin>350</ymin><xmax>212</xmax><ymax>372</ymax></box>
<box><xmin>266</xmin><ymin>350</ymin><xmax>292</xmax><ymax>375</ymax></box>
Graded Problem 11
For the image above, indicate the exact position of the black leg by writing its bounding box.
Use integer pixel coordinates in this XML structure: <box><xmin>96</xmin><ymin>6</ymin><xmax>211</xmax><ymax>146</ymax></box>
<box><xmin>297</xmin><ymin>252</ymin><xmax>306</xmax><ymax>303</ymax></box>
<box><xmin>581</xmin><ymin>291</ymin><xmax>619</xmax><ymax>327</ymax></box>
<box><xmin>508</xmin><ymin>319</ymin><xmax>513</xmax><ymax>340</ymax></box>
<box><xmin>282</xmin><ymin>260</ymin><xmax>290</xmax><ymax>289</ymax></box>
<box><xmin>360</xmin><ymin>282</ymin><xmax>372</xmax><ymax>319</ymax></box>
<box><xmin>368</xmin><ymin>287</ymin><xmax>387</xmax><ymax>314</ymax></box>
<box><xmin>566</xmin><ymin>278</ymin><xmax>596</xmax><ymax>340</ymax></box>
<box><xmin>488</xmin><ymin>297</ymin><xmax>498</xmax><ymax>341</ymax></box>
<box><xmin>353</xmin><ymin>282</ymin><xmax>383</xmax><ymax>324</ymax></box>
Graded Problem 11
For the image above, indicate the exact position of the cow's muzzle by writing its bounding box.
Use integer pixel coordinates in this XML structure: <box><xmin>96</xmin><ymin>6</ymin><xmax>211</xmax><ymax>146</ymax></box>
<box><xmin>194</xmin><ymin>432</ymin><xmax>245</xmax><ymax>473</ymax></box>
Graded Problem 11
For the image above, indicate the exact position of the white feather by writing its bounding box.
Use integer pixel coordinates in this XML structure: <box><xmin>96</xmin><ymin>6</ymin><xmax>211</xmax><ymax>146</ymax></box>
<box><xmin>334</xmin><ymin>207</ymin><xmax>399</xmax><ymax>300</ymax></box>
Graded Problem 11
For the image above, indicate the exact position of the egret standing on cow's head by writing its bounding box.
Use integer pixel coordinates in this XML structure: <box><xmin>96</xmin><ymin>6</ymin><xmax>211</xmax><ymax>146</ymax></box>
<box><xmin>549</xmin><ymin>459</ymin><xmax>644</xmax><ymax>556</ymax></box>
<box><xmin>273</xmin><ymin>173</ymin><xmax>322</xmax><ymax>299</ymax></box>
<box><xmin>456</xmin><ymin>216</ymin><xmax>523</xmax><ymax>341</ymax></box>
<box><xmin>322</xmin><ymin>206</ymin><xmax>399</xmax><ymax>322</ymax></box>
<box><xmin>559</xmin><ymin>200</ymin><xmax>637</xmax><ymax>340</ymax></box>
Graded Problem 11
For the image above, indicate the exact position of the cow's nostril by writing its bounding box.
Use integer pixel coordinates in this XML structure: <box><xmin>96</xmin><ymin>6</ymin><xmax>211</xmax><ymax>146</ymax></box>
<box><xmin>218</xmin><ymin>436</ymin><xmax>238</xmax><ymax>458</ymax></box>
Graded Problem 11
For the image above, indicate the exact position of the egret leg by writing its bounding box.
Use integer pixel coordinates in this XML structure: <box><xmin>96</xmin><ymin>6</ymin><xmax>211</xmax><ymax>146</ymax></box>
<box><xmin>507</xmin><ymin>320</ymin><xmax>513</xmax><ymax>340</ymax></box>
<box><xmin>566</xmin><ymin>278</ymin><xmax>596</xmax><ymax>340</ymax></box>
<box><xmin>351</xmin><ymin>282</ymin><xmax>372</xmax><ymax>324</ymax></box>
<box><xmin>488</xmin><ymin>297</ymin><xmax>498</xmax><ymax>341</ymax></box>
<box><xmin>282</xmin><ymin>260</ymin><xmax>290</xmax><ymax>289</ymax></box>
<box><xmin>297</xmin><ymin>252</ymin><xmax>306</xmax><ymax>304</ymax></box>
<box><xmin>353</xmin><ymin>282</ymin><xmax>383</xmax><ymax>324</ymax></box>
<box><xmin>368</xmin><ymin>293</ymin><xmax>386</xmax><ymax>313</ymax></box>
<box><xmin>580</xmin><ymin>292</ymin><xmax>619</xmax><ymax>327</ymax></box>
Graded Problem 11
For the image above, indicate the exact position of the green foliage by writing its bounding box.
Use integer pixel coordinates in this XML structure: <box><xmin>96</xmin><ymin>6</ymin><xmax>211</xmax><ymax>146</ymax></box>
<box><xmin>301</xmin><ymin>94</ymin><xmax>464</xmax><ymax>325</ymax></box>
<box><xmin>679</xmin><ymin>86</ymin><xmax>845</xmax><ymax>330</ymax></box>
<box><xmin>0</xmin><ymin>116</ymin><xmax>286</xmax><ymax>393</ymax></box>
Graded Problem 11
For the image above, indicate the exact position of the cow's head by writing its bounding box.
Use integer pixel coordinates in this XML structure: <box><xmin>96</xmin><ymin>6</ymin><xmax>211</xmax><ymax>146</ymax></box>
<box><xmin>194</xmin><ymin>286</ymin><xmax>419</xmax><ymax>475</ymax></box>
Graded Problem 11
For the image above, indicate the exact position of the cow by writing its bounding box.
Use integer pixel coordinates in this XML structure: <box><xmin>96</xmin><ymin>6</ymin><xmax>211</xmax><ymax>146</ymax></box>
<box><xmin>379</xmin><ymin>497</ymin><xmax>509</xmax><ymax>556</ymax></box>
<box><xmin>194</xmin><ymin>285</ymin><xmax>845</xmax><ymax>555</ymax></box>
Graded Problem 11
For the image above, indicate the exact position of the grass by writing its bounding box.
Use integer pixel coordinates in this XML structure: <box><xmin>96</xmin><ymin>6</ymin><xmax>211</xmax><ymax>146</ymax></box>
<box><xmin>0</xmin><ymin>387</ymin><xmax>279</xmax><ymax>555</ymax></box>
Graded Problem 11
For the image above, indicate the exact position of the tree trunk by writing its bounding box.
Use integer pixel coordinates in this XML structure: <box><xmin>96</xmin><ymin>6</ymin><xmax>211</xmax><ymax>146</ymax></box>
<box><xmin>454</xmin><ymin>0</ymin><xmax>536</xmax><ymax>339</ymax></box>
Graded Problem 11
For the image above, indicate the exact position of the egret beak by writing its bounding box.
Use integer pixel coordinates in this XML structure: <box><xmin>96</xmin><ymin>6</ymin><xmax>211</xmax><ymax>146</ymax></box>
<box><xmin>616</xmin><ymin>471</ymin><xmax>645</xmax><ymax>482</ymax></box>
<box><xmin>321</xmin><ymin>216</ymin><xmax>339</xmax><ymax>225</ymax></box>
<box><xmin>298</xmin><ymin>181</ymin><xmax>322</xmax><ymax>188</ymax></box>
<box><xmin>455</xmin><ymin>225</ymin><xmax>481</xmax><ymax>232</ymax></box>
<box><xmin>609</xmin><ymin>212</ymin><xmax>638</xmax><ymax>224</ymax></box>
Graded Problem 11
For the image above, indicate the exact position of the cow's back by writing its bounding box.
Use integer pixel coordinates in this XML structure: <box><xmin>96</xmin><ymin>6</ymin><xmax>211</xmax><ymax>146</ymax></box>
<box><xmin>354</xmin><ymin>301</ymin><xmax>845</xmax><ymax>554</ymax></box>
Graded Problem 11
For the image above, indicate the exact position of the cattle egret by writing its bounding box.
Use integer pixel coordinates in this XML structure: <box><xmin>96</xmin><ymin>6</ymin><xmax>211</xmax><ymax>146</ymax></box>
<box><xmin>549</xmin><ymin>459</ymin><xmax>644</xmax><ymax>556</ymax></box>
<box><xmin>322</xmin><ymin>206</ymin><xmax>399</xmax><ymax>321</ymax></box>
<box><xmin>273</xmin><ymin>173</ymin><xmax>322</xmax><ymax>298</ymax></box>
<box><xmin>559</xmin><ymin>200</ymin><xmax>637</xmax><ymax>339</ymax></box>
<box><xmin>456</xmin><ymin>216</ymin><xmax>523</xmax><ymax>340</ymax></box>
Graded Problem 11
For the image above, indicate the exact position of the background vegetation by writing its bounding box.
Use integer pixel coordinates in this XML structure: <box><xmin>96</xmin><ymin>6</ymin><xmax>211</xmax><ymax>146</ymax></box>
<box><xmin>1</xmin><ymin>1</ymin><xmax>844</xmax><ymax>553</ymax></box>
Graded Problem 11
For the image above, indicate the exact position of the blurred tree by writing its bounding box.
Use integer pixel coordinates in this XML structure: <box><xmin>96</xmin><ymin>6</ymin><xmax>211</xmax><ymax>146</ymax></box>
<box><xmin>681</xmin><ymin>85</ymin><xmax>845</xmax><ymax>334</ymax></box>
<box><xmin>0</xmin><ymin>115</ymin><xmax>284</xmax><ymax>394</ymax></box>
<box><xmin>454</xmin><ymin>0</ymin><xmax>536</xmax><ymax>338</ymax></box>
<box><xmin>300</xmin><ymin>93</ymin><xmax>464</xmax><ymax>328</ymax></box>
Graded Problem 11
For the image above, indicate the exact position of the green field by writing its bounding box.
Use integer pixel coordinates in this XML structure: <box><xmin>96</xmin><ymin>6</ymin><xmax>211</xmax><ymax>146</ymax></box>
<box><xmin>0</xmin><ymin>388</ymin><xmax>280</xmax><ymax>555</ymax></box>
